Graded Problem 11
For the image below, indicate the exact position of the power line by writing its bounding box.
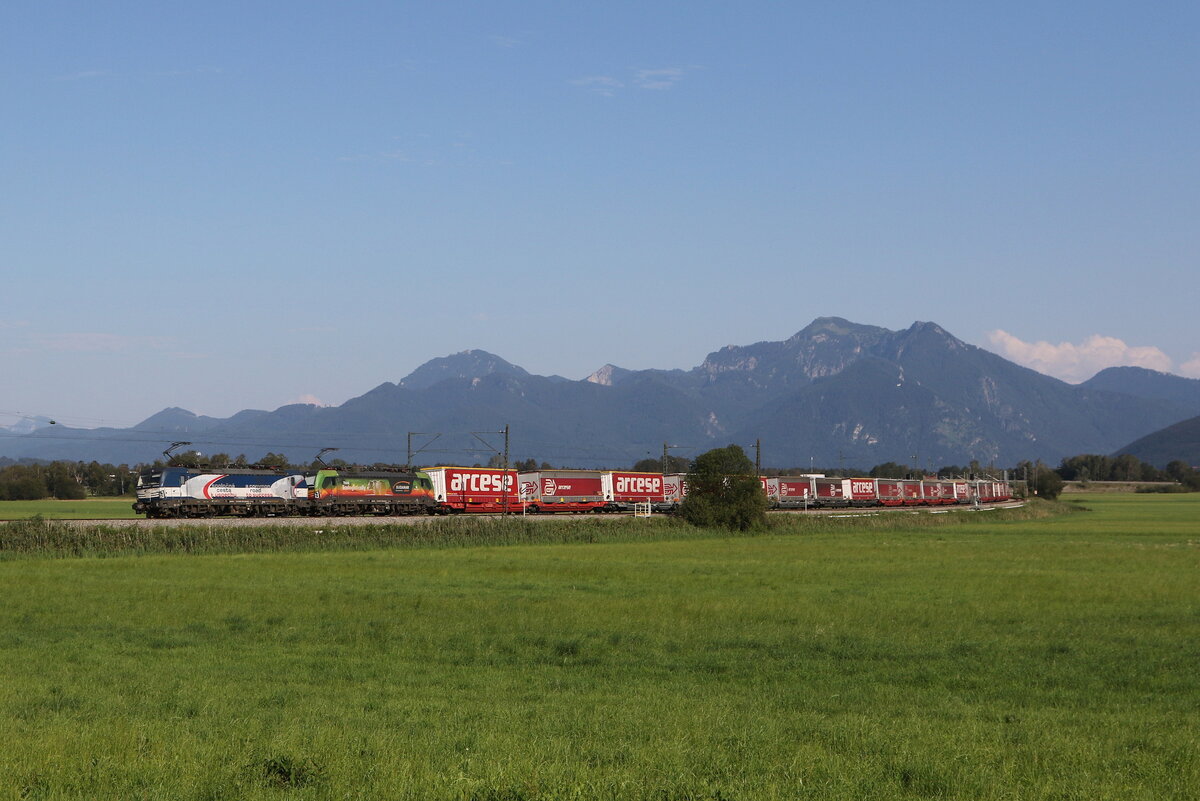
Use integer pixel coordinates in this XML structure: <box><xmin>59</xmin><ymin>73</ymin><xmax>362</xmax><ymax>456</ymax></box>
<box><xmin>2</xmin><ymin>415</ymin><xmax>707</xmax><ymax>467</ymax></box>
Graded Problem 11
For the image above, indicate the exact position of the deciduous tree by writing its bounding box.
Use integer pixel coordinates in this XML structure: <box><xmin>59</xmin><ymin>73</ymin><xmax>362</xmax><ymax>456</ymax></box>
<box><xmin>677</xmin><ymin>444</ymin><xmax>767</xmax><ymax>531</ymax></box>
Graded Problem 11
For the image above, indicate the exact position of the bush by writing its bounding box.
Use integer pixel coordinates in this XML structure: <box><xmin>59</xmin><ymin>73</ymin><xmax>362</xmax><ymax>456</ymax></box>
<box><xmin>1135</xmin><ymin>484</ymin><xmax>1189</xmax><ymax>494</ymax></box>
<box><xmin>677</xmin><ymin>445</ymin><xmax>768</xmax><ymax>531</ymax></box>
<box><xmin>1033</xmin><ymin>466</ymin><xmax>1064</xmax><ymax>500</ymax></box>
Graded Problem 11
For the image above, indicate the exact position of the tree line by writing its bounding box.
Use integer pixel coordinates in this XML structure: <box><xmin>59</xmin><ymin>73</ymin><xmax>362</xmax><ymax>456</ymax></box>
<box><xmin>0</xmin><ymin>461</ymin><xmax>138</xmax><ymax>501</ymax></box>
<box><xmin>1055</xmin><ymin>453</ymin><xmax>1198</xmax><ymax>487</ymax></box>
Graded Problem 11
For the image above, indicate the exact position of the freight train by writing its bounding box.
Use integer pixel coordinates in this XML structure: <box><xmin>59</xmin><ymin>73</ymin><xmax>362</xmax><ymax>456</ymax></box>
<box><xmin>133</xmin><ymin>464</ymin><xmax>1011</xmax><ymax>518</ymax></box>
<box><xmin>759</xmin><ymin>475</ymin><xmax>1012</xmax><ymax>507</ymax></box>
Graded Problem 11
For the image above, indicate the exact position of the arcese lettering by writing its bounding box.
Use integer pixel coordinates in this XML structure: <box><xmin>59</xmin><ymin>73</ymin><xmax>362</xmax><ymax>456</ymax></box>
<box><xmin>449</xmin><ymin>472</ymin><xmax>514</xmax><ymax>494</ymax></box>
<box><xmin>614</xmin><ymin>476</ymin><xmax>661</xmax><ymax>495</ymax></box>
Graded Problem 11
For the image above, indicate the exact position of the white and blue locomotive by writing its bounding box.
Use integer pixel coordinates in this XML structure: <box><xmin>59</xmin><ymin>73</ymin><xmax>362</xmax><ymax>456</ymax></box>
<box><xmin>133</xmin><ymin>467</ymin><xmax>309</xmax><ymax>518</ymax></box>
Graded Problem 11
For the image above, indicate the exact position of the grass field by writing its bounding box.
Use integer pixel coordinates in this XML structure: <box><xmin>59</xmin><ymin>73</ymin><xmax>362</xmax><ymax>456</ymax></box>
<box><xmin>0</xmin><ymin>497</ymin><xmax>139</xmax><ymax>520</ymax></box>
<box><xmin>0</xmin><ymin>495</ymin><xmax>1196</xmax><ymax>799</ymax></box>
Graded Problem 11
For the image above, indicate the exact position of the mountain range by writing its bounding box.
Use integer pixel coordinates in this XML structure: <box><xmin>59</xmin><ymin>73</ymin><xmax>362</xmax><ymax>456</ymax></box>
<box><xmin>3</xmin><ymin>317</ymin><xmax>1199</xmax><ymax>469</ymax></box>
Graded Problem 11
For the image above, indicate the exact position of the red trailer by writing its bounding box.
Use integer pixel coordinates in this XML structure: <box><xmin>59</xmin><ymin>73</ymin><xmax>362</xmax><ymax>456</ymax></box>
<box><xmin>602</xmin><ymin>471</ymin><xmax>669</xmax><ymax>511</ymax></box>
<box><xmin>663</xmin><ymin>474</ymin><xmax>687</xmax><ymax>506</ymax></box>
<box><xmin>760</xmin><ymin>477</ymin><xmax>780</xmax><ymax>507</ymax></box>
<box><xmin>848</xmin><ymin>478</ymin><xmax>878</xmax><ymax>506</ymax></box>
<box><xmin>518</xmin><ymin>470</ymin><xmax>606</xmax><ymax>513</ymax></box>
<box><xmin>899</xmin><ymin>479</ymin><xmax>924</xmax><ymax>505</ymax></box>
<box><xmin>814</xmin><ymin>477</ymin><xmax>851</xmax><ymax>507</ymax></box>
<box><xmin>876</xmin><ymin>479</ymin><xmax>905</xmax><ymax>506</ymax></box>
<box><xmin>776</xmin><ymin>476</ymin><xmax>814</xmax><ymax>508</ymax></box>
<box><xmin>969</xmin><ymin>479</ymin><xmax>1011</xmax><ymax>503</ymax></box>
<box><xmin>425</xmin><ymin>466</ymin><xmax>522</xmax><ymax>514</ymax></box>
<box><xmin>989</xmin><ymin>481</ymin><xmax>1012</xmax><ymax>502</ymax></box>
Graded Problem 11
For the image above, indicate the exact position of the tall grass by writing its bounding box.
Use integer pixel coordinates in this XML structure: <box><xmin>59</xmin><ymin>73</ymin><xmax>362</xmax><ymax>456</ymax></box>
<box><xmin>0</xmin><ymin>501</ymin><xmax>1071</xmax><ymax>560</ymax></box>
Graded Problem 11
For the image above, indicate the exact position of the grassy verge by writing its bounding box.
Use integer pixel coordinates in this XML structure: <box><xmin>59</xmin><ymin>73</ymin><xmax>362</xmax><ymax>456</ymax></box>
<box><xmin>0</xmin><ymin>501</ymin><xmax>1070</xmax><ymax>561</ymax></box>
<box><xmin>0</xmin><ymin>495</ymin><xmax>1195</xmax><ymax>799</ymax></box>
<box><xmin>0</xmin><ymin>497</ymin><xmax>139</xmax><ymax>520</ymax></box>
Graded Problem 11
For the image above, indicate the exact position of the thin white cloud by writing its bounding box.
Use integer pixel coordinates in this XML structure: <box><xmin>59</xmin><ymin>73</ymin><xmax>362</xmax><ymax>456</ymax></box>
<box><xmin>291</xmin><ymin>394</ymin><xmax>326</xmax><ymax>407</ymax></box>
<box><xmin>337</xmin><ymin>150</ymin><xmax>415</xmax><ymax>163</ymax></box>
<box><xmin>1179</xmin><ymin>354</ymin><xmax>1200</xmax><ymax>379</ymax></box>
<box><xmin>987</xmin><ymin>330</ymin><xmax>1175</xmax><ymax>383</ymax></box>
<box><xmin>572</xmin><ymin>75</ymin><xmax>624</xmax><ymax>96</ymax></box>
<box><xmin>491</xmin><ymin>35</ymin><xmax>522</xmax><ymax>49</ymax></box>
<box><xmin>54</xmin><ymin>69</ymin><xmax>113</xmax><ymax>81</ymax></box>
<box><xmin>153</xmin><ymin>66</ymin><xmax>223</xmax><ymax>77</ymax></box>
<box><xmin>633</xmin><ymin>67</ymin><xmax>686</xmax><ymax>90</ymax></box>
<box><xmin>29</xmin><ymin>333</ymin><xmax>171</xmax><ymax>353</ymax></box>
<box><xmin>572</xmin><ymin>66</ymin><xmax>699</xmax><ymax>96</ymax></box>
<box><xmin>54</xmin><ymin>66</ymin><xmax>221</xmax><ymax>82</ymax></box>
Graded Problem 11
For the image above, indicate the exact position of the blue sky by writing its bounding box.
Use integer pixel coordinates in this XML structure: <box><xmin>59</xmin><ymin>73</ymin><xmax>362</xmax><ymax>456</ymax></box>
<box><xmin>2</xmin><ymin>1</ymin><xmax>1198</xmax><ymax>429</ymax></box>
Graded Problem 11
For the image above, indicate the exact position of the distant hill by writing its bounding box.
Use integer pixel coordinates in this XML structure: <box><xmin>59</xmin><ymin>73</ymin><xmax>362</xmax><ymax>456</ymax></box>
<box><xmin>1080</xmin><ymin>366</ymin><xmax>1200</xmax><ymax>410</ymax></box>
<box><xmin>2</xmin><ymin>317</ymin><xmax>1197</xmax><ymax>469</ymax></box>
<box><xmin>0</xmin><ymin>416</ymin><xmax>54</xmax><ymax>435</ymax></box>
<box><xmin>1114</xmin><ymin>415</ymin><xmax>1200</xmax><ymax>467</ymax></box>
<box><xmin>692</xmin><ymin>318</ymin><xmax>1197</xmax><ymax>469</ymax></box>
<box><xmin>131</xmin><ymin>407</ymin><xmax>228</xmax><ymax>433</ymax></box>
<box><xmin>398</xmin><ymin>350</ymin><xmax>531</xmax><ymax>391</ymax></box>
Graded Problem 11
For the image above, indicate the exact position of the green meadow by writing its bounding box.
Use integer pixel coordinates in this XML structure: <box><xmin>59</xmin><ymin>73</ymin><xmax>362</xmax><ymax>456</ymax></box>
<box><xmin>0</xmin><ymin>498</ymin><xmax>139</xmax><ymax>520</ymax></box>
<box><xmin>0</xmin><ymin>496</ymin><xmax>1196</xmax><ymax>799</ymax></box>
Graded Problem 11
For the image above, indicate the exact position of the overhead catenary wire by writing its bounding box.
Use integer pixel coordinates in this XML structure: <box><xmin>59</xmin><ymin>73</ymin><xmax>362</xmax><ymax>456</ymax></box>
<box><xmin>1</xmin><ymin>427</ymin><xmax>671</xmax><ymax>467</ymax></box>
<box><xmin>3</xmin><ymin>404</ymin><xmax>711</xmax><ymax>468</ymax></box>
<box><xmin>0</xmin><ymin>408</ymin><xmax>142</xmax><ymax>429</ymax></box>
